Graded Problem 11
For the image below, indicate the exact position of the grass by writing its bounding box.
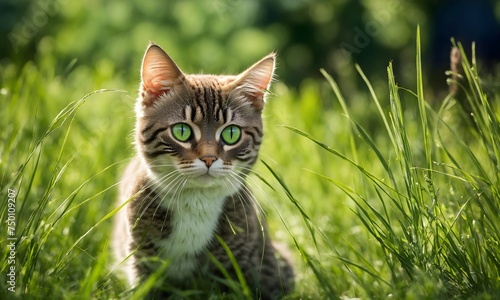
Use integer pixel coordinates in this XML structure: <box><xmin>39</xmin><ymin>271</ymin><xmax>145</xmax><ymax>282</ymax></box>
<box><xmin>1</xmin><ymin>29</ymin><xmax>499</xmax><ymax>299</ymax></box>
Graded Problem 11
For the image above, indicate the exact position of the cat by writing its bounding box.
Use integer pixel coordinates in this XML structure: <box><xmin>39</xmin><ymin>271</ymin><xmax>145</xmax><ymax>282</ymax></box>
<box><xmin>112</xmin><ymin>43</ymin><xmax>294</xmax><ymax>299</ymax></box>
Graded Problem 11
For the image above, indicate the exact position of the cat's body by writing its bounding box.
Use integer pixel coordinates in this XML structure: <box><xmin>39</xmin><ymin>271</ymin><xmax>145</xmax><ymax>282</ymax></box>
<box><xmin>113</xmin><ymin>43</ymin><xmax>294</xmax><ymax>299</ymax></box>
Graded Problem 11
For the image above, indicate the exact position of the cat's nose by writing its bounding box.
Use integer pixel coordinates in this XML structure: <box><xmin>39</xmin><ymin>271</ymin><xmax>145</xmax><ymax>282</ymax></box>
<box><xmin>200</xmin><ymin>156</ymin><xmax>218</xmax><ymax>168</ymax></box>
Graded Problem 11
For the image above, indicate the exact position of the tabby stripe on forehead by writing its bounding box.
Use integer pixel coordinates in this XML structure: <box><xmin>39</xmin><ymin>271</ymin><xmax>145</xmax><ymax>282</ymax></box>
<box><xmin>217</xmin><ymin>109</ymin><xmax>224</xmax><ymax>123</ymax></box>
<box><xmin>142</xmin><ymin>126</ymin><xmax>169</xmax><ymax>144</ymax></box>
<box><xmin>214</xmin><ymin>80</ymin><xmax>223</xmax><ymax>109</ymax></box>
<box><xmin>212</xmin><ymin>81</ymin><xmax>223</xmax><ymax>122</ymax></box>
<box><xmin>190</xmin><ymin>85</ymin><xmax>199</xmax><ymax>113</ymax></box>
<box><xmin>230</xmin><ymin>110</ymin><xmax>235</xmax><ymax>122</ymax></box>
<box><xmin>190</xmin><ymin>106</ymin><xmax>197</xmax><ymax>121</ymax></box>
<box><xmin>225</xmin><ymin>109</ymin><xmax>232</xmax><ymax>124</ymax></box>
<box><xmin>184</xmin><ymin>106</ymin><xmax>196</xmax><ymax>122</ymax></box>
<box><xmin>208</xmin><ymin>87</ymin><xmax>218</xmax><ymax>115</ymax></box>
<box><xmin>205</xmin><ymin>87</ymin><xmax>213</xmax><ymax>108</ymax></box>
<box><xmin>194</xmin><ymin>82</ymin><xmax>206</xmax><ymax>117</ymax></box>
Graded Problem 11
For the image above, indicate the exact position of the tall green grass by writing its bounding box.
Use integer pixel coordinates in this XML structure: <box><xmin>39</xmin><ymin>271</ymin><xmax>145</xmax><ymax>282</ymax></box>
<box><xmin>267</xmin><ymin>29</ymin><xmax>499</xmax><ymax>298</ymax></box>
<box><xmin>0</xmin><ymin>59</ymin><xmax>132</xmax><ymax>299</ymax></box>
<box><xmin>1</xmin><ymin>28</ymin><xmax>499</xmax><ymax>299</ymax></box>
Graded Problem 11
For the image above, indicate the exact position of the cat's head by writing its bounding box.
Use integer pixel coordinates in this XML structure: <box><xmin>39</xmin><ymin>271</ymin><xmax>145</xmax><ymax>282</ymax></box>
<box><xmin>135</xmin><ymin>43</ymin><xmax>275</xmax><ymax>192</ymax></box>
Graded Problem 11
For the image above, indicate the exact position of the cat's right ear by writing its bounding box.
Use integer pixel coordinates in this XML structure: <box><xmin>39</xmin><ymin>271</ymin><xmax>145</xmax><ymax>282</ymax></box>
<box><xmin>232</xmin><ymin>53</ymin><xmax>276</xmax><ymax>111</ymax></box>
<box><xmin>140</xmin><ymin>43</ymin><xmax>184</xmax><ymax>106</ymax></box>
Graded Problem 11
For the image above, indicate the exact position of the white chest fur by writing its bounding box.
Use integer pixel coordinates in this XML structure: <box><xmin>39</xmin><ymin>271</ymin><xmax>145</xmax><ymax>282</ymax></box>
<box><xmin>155</xmin><ymin>188</ymin><xmax>228</xmax><ymax>279</ymax></box>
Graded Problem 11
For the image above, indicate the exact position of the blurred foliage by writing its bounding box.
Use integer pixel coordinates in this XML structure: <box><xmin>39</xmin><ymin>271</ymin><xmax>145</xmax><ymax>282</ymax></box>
<box><xmin>2</xmin><ymin>0</ymin><xmax>499</xmax><ymax>96</ymax></box>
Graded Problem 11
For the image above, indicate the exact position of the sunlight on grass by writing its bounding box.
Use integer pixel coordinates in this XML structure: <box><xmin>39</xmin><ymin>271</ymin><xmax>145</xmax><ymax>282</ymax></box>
<box><xmin>266</xmin><ymin>29</ymin><xmax>500</xmax><ymax>298</ymax></box>
<box><xmin>1</xmin><ymin>28</ymin><xmax>499</xmax><ymax>299</ymax></box>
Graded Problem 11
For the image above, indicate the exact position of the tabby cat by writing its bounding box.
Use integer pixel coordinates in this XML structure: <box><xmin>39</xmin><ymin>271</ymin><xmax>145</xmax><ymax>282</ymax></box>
<box><xmin>112</xmin><ymin>43</ymin><xmax>294</xmax><ymax>299</ymax></box>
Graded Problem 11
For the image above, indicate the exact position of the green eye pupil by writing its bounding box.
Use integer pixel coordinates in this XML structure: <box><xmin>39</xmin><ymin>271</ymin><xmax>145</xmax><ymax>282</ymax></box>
<box><xmin>221</xmin><ymin>125</ymin><xmax>241</xmax><ymax>145</ymax></box>
<box><xmin>172</xmin><ymin>123</ymin><xmax>192</xmax><ymax>142</ymax></box>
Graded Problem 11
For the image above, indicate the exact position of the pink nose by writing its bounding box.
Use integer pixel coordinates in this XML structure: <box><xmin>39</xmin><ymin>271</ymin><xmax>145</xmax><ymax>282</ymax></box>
<box><xmin>200</xmin><ymin>156</ymin><xmax>217</xmax><ymax>168</ymax></box>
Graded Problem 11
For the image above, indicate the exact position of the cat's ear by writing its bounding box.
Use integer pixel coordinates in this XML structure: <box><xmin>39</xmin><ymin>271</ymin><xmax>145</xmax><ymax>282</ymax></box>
<box><xmin>140</xmin><ymin>43</ymin><xmax>184</xmax><ymax>106</ymax></box>
<box><xmin>234</xmin><ymin>53</ymin><xmax>276</xmax><ymax>111</ymax></box>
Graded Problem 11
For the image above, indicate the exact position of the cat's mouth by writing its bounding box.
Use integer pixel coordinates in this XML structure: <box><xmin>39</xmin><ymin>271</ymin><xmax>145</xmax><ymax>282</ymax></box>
<box><xmin>199</xmin><ymin>172</ymin><xmax>214</xmax><ymax>179</ymax></box>
<box><xmin>187</xmin><ymin>172</ymin><xmax>223</xmax><ymax>188</ymax></box>
<box><xmin>174</xmin><ymin>159</ymin><xmax>229</xmax><ymax>187</ymax></box>
<box><xmin>199</xmin><ymin>168</ymin><xmax>225</xmax><ymax>180</ymax></box>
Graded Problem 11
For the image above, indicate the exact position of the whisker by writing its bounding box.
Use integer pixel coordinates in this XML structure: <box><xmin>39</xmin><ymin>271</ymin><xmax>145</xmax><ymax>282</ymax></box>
<box><xmin>225</xmin><ymin>176</ymin><xmax>252</xmax><ymax>234</ymax></box>
<box><xmin>158</xmin><ymin>175</ymin><xmax>189</xmax><ymax>232</ymax></box>
<box><xmin>231</xmin><ymin>169</ymin><xmax>269</xmax><ymax>216</ymax></box>
<box><xmin>135</xmin><ymin>170</ymin><xmax>181</xmax><ymax>221</ymax></box>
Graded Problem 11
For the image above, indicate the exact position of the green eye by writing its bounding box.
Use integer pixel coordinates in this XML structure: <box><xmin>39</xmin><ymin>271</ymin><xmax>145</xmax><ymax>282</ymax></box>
<box><xmin>171</xmin><ymin>123</ymin><xmax>192</xmax><ymax>142</ymax></box>
<box><xmin>221</xmin><ymin>125</ymin><xmax>241</xmax><ymax>145</ymax></box>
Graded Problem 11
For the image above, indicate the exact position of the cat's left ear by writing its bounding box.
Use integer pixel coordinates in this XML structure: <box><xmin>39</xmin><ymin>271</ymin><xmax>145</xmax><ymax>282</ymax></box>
<box><xmin>234</xmin><ymin>53</ymin><xmax>276</xmax><ymax>111</ymax></box>
<box><xmin>140</xmin><ymin>43</ymin><xmax>184</xmax><ymax>106</ymax></box>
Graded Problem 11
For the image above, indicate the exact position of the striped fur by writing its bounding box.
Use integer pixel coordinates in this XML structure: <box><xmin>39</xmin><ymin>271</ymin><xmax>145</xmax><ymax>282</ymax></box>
<box><xmin>113</xmin><ymin>43</ymin><xmax>294</xmax><ymax>299</ymax></box>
